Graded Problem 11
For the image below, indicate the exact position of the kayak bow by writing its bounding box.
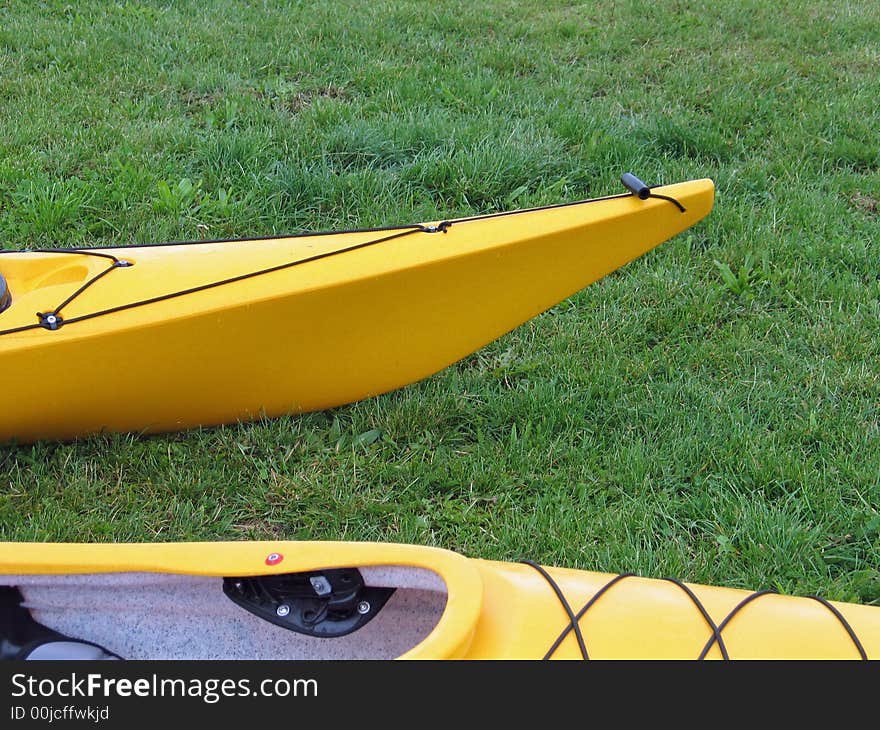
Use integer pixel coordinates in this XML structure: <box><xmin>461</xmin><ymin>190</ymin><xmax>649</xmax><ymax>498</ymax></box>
<box><xmin>0</xmin><ymin>178</ymin><xmax>714</xmax><ymax>442</ymax></box>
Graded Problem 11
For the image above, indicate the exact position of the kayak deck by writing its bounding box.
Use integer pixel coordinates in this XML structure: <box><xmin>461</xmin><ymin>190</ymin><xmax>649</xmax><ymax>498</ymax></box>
<box><xmin>0</xmin><ymin>180</ymin><xmax>714</xmax><ymax>442</ymax></box>
<box><xmin>1</xmin><ymin>541</ymin><xmax>876</xmax><ymax>660</ymax></box>
<box><xmin>0</xmin><ymin>182</ymin><xmax>711</xmax><ymax>337</ymax></box>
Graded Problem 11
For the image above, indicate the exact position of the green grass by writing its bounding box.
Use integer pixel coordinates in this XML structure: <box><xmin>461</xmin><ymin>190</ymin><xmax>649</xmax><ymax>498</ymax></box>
<box><xmin>0</xmin><ymin>0</ymin><xmax>878</xmax><ymax>605</ymax></box>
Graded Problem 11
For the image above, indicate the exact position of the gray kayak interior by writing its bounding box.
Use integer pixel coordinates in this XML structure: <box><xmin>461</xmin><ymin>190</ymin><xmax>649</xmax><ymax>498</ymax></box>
<box><xmin>3</xmin><ymin>566</ymin><xmax>448</xmax><ymax>660</ymax></box>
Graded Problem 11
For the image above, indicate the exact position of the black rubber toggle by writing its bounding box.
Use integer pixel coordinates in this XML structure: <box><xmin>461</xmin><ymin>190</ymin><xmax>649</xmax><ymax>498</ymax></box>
<box><xmin>621</xmin><ymin>172</ymin><xmax>652</xmax><ymax>199</ymax></box>
<box><xmin>621</xmin><ymin>172</ymin><xmax>686</xmax><ymax>213</ymax></box>
<box><xmin>37</xmin><ymin>312</ymin><xmax>63</xmax><ymax>331</ymax></box>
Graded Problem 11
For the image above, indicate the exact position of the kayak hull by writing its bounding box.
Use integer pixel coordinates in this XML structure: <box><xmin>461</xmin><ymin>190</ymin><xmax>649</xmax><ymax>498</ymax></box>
<box><xmin>0</xmin><ymin>180</ymin><xmax>714</xmax><ymax>442</ymax></box>
<box><xmin>1</xmin><ymin>540</ymin><xmax>875</xmax><ymax>660</ymax></box>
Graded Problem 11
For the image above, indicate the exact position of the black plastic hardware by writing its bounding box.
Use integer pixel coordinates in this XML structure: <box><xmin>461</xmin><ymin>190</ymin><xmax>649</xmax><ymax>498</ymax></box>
<box><xmin>620</xmin><ymin>172</ymin><xmax>687</xmax><ymax>213</ymax></box>
<box><xmin>621</xmin><ymin>173</ymin><xmax>651</xmax><ymax>199</ymax></box>
<box><xmin>0</xmin><ymin>586</ymin><xmax>119</xmax><ymax>660</ymax></box>
<box><xmin>422</xmin><ymin>221</ymin><xmax>451</xmax><ymax>234</ymax></box>
<box><xmin>0</xmin><ymin>587</ymin><xmax>65</xmax><ymax>659</ymax></box>
<box><xmin>38</xmin><ymin>312</ymin><xmax>64</xmax><ymax>331</ymax></box>
<box><xmin>223</xmin><ymin>569</ymin><xmax>394</xmax><ymax>638</ymax></box>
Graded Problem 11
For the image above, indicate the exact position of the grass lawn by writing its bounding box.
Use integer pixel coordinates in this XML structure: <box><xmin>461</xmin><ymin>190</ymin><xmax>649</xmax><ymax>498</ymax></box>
<box><xmin>0</xmin><ymin>0</ymin><xmax>878</xmax><ymax>604</ymax></box>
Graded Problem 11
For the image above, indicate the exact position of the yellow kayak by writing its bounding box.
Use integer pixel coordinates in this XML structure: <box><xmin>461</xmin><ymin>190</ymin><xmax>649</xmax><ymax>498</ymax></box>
<box><xmin>1</xmin><ymin>540</ymin><xmax>874</xmax><ymax>659</ymax></box>
<box><xmin>0</xmin><ymin>177</ymin><xmax>714</xmax><ymax>443</ymax></box>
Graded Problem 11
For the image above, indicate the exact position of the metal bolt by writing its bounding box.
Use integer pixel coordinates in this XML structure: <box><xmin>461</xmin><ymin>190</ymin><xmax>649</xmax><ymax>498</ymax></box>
<box><xmin>356</xmin><ymin>601</ymin><xmax>370</xmax><ymax>615</ymax></box>
<box><xmin>276</xmin><ymin>604</ymin><xmax>291</xmax><ymax>617</ymax></box>
<box><xmin>310</xmin><ymin>576</ymin><xmax>332</xmax><ymax>596</ymax></box>
<box><xmin>46</xmin><ymin>315</ymin><xmax>57</xmax><ymax>324</ymax></box>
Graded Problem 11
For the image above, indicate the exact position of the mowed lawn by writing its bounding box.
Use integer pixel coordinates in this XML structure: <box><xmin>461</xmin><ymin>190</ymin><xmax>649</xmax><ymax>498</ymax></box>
<box><xmin>0</xmin><ymin>0</ymin><xmax>877</xmax><ymax>603</ymax></box>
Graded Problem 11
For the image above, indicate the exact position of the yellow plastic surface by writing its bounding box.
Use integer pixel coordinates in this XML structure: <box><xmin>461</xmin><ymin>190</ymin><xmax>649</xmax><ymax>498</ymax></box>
<box><xmin>1</xmin><ymin>540</ymin><xmax>875</xmax><ymax>660</ymax></box>
<box><xmin>0</xmin><ymin>181</ymin><xmax>714</xmax><ymax>442</ymax></box>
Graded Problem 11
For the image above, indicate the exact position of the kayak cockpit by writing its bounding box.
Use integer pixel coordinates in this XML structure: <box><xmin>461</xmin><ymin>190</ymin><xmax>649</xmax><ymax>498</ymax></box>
<box><xmin>1</xmin><ymin>567</ymin><xmax>448</xmax><ymax>660</ymax></box>
<box><xmin>0</xmin><ymin>253</ymin><xmax>107</xmax><ymax>331</ymax></box>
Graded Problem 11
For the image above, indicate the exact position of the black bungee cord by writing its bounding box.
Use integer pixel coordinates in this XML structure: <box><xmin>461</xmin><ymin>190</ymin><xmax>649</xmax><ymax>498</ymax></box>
<box><xmin>0</xmin><ymin>173</ymin><xmax>684</xmax><ymax>338</ymax></box>
<box><xmin>520</xmin><ymin>562</ymin><xmax>868</xmax><ymax>660</ymax></box>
